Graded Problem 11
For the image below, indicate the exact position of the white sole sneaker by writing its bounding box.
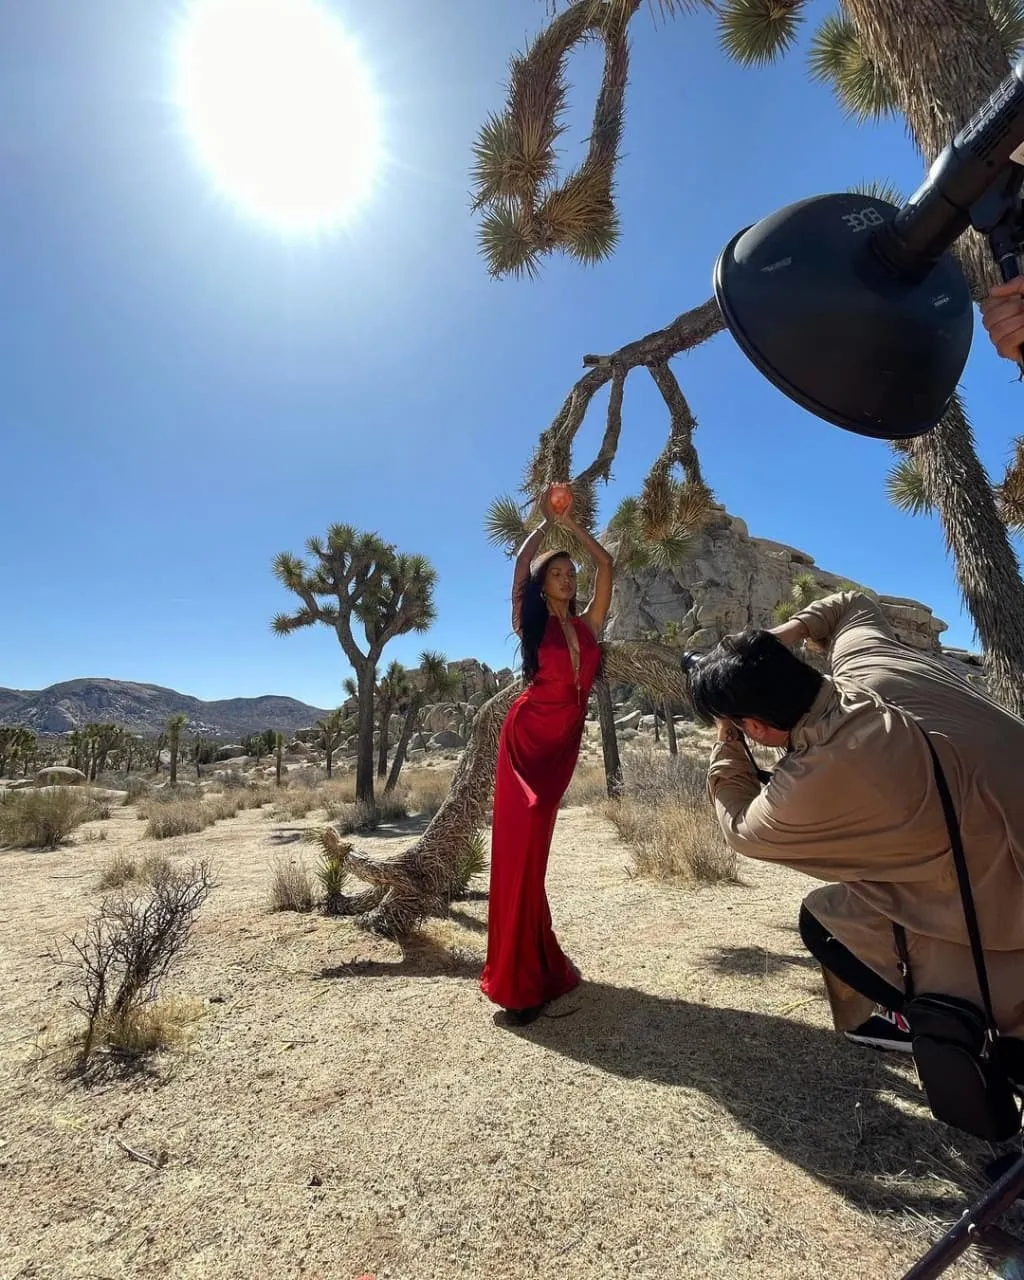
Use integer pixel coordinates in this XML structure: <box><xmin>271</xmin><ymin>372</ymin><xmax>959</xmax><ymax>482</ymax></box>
<box><xmin>844</xmin><ymin>1030</ymin><xmax>914</xmax><ymax>1053</ymax></box>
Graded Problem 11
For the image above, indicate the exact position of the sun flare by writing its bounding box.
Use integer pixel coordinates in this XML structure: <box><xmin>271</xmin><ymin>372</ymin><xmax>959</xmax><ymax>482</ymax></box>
<box><xmin>174</xmin><ymin>0</ymin><xmax>381</xmax><ymax>233</ymax></box>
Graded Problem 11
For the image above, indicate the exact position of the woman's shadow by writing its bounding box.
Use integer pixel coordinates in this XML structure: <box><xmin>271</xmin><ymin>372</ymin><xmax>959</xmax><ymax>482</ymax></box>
<box><xmin>515</xmin><ymin>979</ymin><xmax>1003</xmax><ymax>1220</ymax></box>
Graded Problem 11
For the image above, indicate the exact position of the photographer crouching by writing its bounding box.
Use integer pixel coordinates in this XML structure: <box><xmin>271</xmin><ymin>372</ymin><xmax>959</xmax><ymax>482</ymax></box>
<box><xmin>688</xmin><ymin>591</ymin><xmax>1024</xmax><ymax>1139</ymax></box>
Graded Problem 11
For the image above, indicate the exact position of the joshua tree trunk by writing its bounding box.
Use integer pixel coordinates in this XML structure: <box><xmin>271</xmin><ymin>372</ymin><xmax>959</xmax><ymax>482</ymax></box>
<box><xmin>275</xmin><ymin>733</ymin><xmax>284</xmax><ymax>787</ymax></box>
<box><xmin>376</xmin><ymin>694</ymin><xmax>393</xmax><ymax>779</ymax></box>
<box><xmin>384</xmin><ymin>696</ymin><xmax>423</xmax><ymax>795</ymax></box>
<box><xmin>664</xmin><ymin>700</ymin><xmax>678</xmax><ymax>757</ymax></box>
<box><xmin>325</xmin><ymin>743</ymin><xmax>334</xmax><ymax>778</ymax></box>
<box><xmin>593</xmin><ymin>680</ymin><xmax>623</xmax><ymax>798</ymax></box>
<box><xmin>338</xmin><ymin>642</ymin><xmax>687</xmax><ymax>934</ymax></box>
<box><xmin>842</xmin><ymin>0</ymin><xmax>1024</xmax><ymax>715</ymax></box>
<box><xmin>354</xmin><ymin>663</ymin><xmax>376</xmax><ymax>804</ymax></box>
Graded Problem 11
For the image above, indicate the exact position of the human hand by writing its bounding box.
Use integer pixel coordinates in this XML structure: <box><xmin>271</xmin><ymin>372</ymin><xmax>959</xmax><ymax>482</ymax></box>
<box><xmin>980</xmin><ymin>278</ymin><xmax>1024</xmax><ymax>363</ymax></box>
<box><xmin>714</xmin><ymin>718</ymin><xmax>742</xmax><ymax>744</ymax></box>
<box><xmin>768</xmin><ymin>618</ymin><xmax>810</xmax><ymax>650</ymax></box>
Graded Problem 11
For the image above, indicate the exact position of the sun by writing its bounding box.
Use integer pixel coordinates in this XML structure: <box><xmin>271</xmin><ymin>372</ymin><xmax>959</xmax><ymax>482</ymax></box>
<box><xmin>174</xmin><ymin>0</ymin><xmax>381</xmax><ymax>234</ymax></box>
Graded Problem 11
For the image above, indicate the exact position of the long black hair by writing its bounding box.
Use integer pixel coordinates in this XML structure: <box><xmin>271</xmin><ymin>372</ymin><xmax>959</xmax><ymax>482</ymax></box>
<box><xmin>688</xmin><ymin>629</ymin><xmax>822</xmax><ymax>730</ymax></box>
<box><xmin>518</xmin><ymin>550</ymin><xmax>577</xmax><ymax>683</ymax></box>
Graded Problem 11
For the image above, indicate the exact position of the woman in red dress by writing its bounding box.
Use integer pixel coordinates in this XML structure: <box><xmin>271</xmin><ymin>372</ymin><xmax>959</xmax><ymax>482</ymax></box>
<box><xmin>480</xmin><ymin>485</ymin><xmax>614</xmax><ymax>1024</ymax></box>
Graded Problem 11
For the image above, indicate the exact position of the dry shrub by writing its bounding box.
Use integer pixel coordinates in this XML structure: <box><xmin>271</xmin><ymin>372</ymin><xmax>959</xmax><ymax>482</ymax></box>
<box><xmin>97</xmin><ymin>852</ymin><xmax>137</xmax><ymax>889</ymax></box>
<box><xmin>561</xmin><ymin>759</ymin><xmax>609</xmax><ymax>808</ymax></box>
<box><xmin>124</xmin><ymin>777</ymin><xmax>150</xmax><ymax>804</ymax></box>
<box><xmin>144</xmin><ymin>799</ymin><xmax>208</xmax><ymax>840</ymax></box>
<box><xmin>234</xmin><ymin>784</ymin><xmax>273</xmax><ymax>811</ymax></box>
<box><xmin>205</xmin><ymin>793</ymin><xmax>241</xmax><ymax>822</ymax></box>
<box><xmin>376</xmin><ymin>794</ymin><xmax>409</xmax><ymax>824</ymax></box>
<box><xmin>139</xmin><ymin>852</ymin><xmax>172</xmax><ymax>883</ymax></box>
<box><xmin>604</xmin><ymin>745</ymin><xmax>737</xmax><ymax>885</ymax></box>
<box><xmin>278</xmin><ymin>788</ymin><xmax>324</xmax><ymax>820</ymax></box>
<box><xmin>319</xmin><ymin>779</ymin><xmax>358</xmax><ymax>813</ymax></box>
<box><xmin>326</xmin><ymin>794</ymin><xmax>408</xmax><ymax>834</ymax></box>
<box><xmin>269</xmin><ymin>856</ymin><xmax>315</xmax><ymax>913</ymax></box>
<box><xmin>402</xmin><ymin>769</ymin><xmax>454</xmax><ymax>817</ymax></box>
<box><xmin>0</xmin><ymin>787</ymin><xmax>90</xmax><ymax>850</ymax></box>
<box><xmin>329</xmin><ymin>800</ymin><xmax>379</xmax><ymax>834</ymax></box>
<box><xmin>55</xmin><ymin>859</ymin><xmax>215</xmax><ymax>1065</ymax></box>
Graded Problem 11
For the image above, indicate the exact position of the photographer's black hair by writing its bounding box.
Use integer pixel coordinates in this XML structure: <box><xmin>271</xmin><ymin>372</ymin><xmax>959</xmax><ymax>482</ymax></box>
<box><xmin>688</xmin><ymin>629</ymin><xmax>822</xmax><ymax>731</ymax></box>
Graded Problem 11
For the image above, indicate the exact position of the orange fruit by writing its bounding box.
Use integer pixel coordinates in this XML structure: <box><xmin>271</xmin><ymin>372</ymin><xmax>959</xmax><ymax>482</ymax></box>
<box><xmin>549</xmin><ymin>483</ymin><xmax>572</xmax><ymax>514</ymax></box>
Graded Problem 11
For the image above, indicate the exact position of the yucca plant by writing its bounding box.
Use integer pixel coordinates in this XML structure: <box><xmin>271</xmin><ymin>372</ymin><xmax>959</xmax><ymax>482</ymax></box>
<box><xmin>450</xmin><ymin>831</ymin><xmax>489</xmax><ymax>900</ymax></box>
<box><xmin>316</xmin><ymin>843</ymin><xmax>351</xmax><ymax>915</ymax></box>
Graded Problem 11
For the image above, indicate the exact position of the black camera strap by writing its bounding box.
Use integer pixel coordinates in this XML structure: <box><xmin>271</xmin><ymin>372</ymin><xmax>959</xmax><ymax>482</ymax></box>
<box><xmin>895</xmin><ymin>723</ymin><xmax>998</xmax><ymax>1038</ymax></box>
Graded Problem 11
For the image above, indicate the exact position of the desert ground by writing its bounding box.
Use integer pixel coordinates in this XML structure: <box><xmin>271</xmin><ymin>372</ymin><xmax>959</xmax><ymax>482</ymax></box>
<box><xmin>0</xmin><ymin>761</ymin><xmax>1016</xmax><ymax>1280</ymax></box>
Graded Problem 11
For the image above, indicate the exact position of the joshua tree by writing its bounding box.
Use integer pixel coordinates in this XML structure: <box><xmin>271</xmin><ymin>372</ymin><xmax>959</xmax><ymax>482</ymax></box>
<box><xmin>384</xmin><ymin>652</ymin><xmax>459</xmax><ymax>794</ymax></box>
<box><xmin>165</xmin><ymin>714</ymin><xmax>187</xmax><ymax>786</ymax></box>
<box><xmin>471</xmin><ymin>0</ymin><xmax>1024</xmax><ymax>714</ymax></box>
<box><xmin>275</xmin><ymin>732</ymin><xmax>284</xmax><ymax>787</ymax></box>
<box><xmin>376</xmin><ymin>661</ymin><xmax>410</xmax><ymax>779</ymax></box>
<box><xmin>316</xmin><ymin>708</ymin><xmax>346</xmax><ymax>779</ymax></box>
<box><xmin>0</xmin><ymin>726</ymin><xmax>36</xmax><ymax>777</ymax></box>
<box><xmin>272</xmin><ymin>526</ymin><xmax>438</xmax><ymax>804</ymax></box>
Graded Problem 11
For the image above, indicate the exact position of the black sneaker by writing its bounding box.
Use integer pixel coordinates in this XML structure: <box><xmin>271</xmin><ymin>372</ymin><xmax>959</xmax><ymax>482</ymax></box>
<box><xmin>844</xmin><ymin>1008</ymin><xmax>914</xmax><ymax>1053</ymax></box>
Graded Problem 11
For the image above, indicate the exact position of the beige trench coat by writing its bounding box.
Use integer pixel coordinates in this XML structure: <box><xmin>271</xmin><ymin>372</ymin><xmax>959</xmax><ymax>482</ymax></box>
<box><xmin>707</xmin><ymin>592</ymin><xmax>1024</xmax><ymax>1036</ymax></box>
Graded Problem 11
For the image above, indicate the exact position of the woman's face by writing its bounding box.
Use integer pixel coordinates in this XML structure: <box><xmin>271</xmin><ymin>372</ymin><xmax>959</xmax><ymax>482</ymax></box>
<box><xmin>543</xmin><ymin>556</ymin><xmax>577</xmax><ymax>605</ymax></box>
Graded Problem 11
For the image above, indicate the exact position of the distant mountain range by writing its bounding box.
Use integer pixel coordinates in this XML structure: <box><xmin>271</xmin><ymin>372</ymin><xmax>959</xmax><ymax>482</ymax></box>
<box><xmin>0</xmin><ymin>678</ymin><xmax>330</xmax><ymax>739</ymax></box>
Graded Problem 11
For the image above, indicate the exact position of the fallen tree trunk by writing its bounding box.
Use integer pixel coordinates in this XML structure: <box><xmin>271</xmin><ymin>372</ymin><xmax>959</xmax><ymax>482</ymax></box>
<box><xmin>337</xmin><ymin>640</ymin><xmax>690</xmax><ymax>936</ymax></box>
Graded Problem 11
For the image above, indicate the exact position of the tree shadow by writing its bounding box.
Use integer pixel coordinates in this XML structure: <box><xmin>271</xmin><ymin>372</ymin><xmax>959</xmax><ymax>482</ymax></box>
<box><xmin>515</xmin><ymin>980</ymin><xmax>1001</xmax><ymax>1220</ymax></box>
<box><xmin>704</xmin><ymin>945</ymin><xmax>817</xmax><ymax>978</ymax></box>
<box><xmin>355</xmin><ymin>814</ymin><xmax>432</xmax><ymax>841</ymax></box>
<box><xmin>444</xmin><ymin>906</ymin><xmax>488</xmax><ymax>934</ymax></box>
<box><xmin>317</xmin><ymin>930</ymin><xmax>482</xmax><ymax>981</ymax></box>
<box><xmin>268</xmin><ymin>828</ymin><xmax>305</xmax><ymax>846</ymax></box>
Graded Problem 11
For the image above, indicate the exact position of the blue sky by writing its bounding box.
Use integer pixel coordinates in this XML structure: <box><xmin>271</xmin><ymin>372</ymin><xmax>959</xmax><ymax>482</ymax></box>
<box><xmin>1</xmin><ymin>0</ymin><xmax>1021</xmax><ymax>710</ymax></box>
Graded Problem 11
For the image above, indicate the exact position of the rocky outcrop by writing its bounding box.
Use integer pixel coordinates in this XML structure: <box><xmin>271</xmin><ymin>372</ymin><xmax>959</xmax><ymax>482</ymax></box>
<box><xmin>606</xmin><ymin>506</ymin><xmax>950</xmax><ymax>657</ymax></box>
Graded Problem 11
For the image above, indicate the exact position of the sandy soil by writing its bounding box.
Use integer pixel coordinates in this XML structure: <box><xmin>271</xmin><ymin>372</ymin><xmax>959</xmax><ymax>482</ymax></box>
<box><xmin>0</xmin><ymin>798</ymin><xmax>1010</xmax><ymax>1280</ymax></box>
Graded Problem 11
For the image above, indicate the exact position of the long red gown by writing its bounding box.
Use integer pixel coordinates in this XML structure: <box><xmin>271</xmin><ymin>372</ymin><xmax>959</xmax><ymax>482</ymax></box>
<box><xmin>480</xmin><ymin>614</ymin><xmax>601</xmax><ymax>1010</ymax></box>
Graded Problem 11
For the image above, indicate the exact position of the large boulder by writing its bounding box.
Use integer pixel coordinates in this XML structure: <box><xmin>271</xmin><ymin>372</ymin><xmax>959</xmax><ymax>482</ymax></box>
<box><xmin>34</xmin><ymin>765</ymin><xmax>86</xmax><ymax>786</ymax></box>
<box><xmin>606</xmin><ymin>505</ymin><xmax>949</xmax><ymax>657</ymax></box>
<box><xmin>215</xmin><ymin>744</ymin><xmax>246</xmax><ymax>762</ymax></box>
<box><xmin>429</xmin><ymin>730</ymin><xmax>465</xmax><ymax>750</ymax></box>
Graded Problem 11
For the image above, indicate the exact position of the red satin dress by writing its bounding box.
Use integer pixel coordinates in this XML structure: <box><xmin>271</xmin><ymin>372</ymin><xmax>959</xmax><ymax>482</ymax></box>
<box><xmin>480</xmin><ymin>614</ymin><xmax>601</xmax><ymax>1010</ymax></box>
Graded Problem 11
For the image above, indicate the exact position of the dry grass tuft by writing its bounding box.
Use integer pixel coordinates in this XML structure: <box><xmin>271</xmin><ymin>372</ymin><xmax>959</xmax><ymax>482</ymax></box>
<box><xmin>402</xmin><ymin>769</ymin><xmax>454</xmax><ymax>817</ymax></box>
<box><xmin>141</xmin><ymin>789</ymin><xmax>270</xmax><ymax>839</ymax></box>
<box><xmin>144</xmin><ymin>799</ymin><xmax>208</xmax><ymax>840</ymax></box>
<box><xmin>327</xmin><ymin>795</ymin><xmax>408</xmax><ymax>835</ymax></box>
<box><xmin>269</xmin><ymin>856</ymin><xmax>316</xmax><ymax>913</ymax></box>
<box><xmin>96</xmin><ymin>995</ymin><xmax>202</xmax><ymax>1058</ymax></box>
<box><xmin>0</xmin><ymin>787</ymin><xmax>91</xmax><ymax>850</ymax></box>
<box><xmin>97</xmin><ymin>852</ymin><xmax>138</xmax><ymax>889</ymax></box>
<box><xmin>562</xmin><ymin>759</ymin><xmax>609</xmax><ymax>808</ymax></box>
<box><xmin>603</xmin><ymin>745</ymin><xmax>737</xmax><ymax>884</ymax></box>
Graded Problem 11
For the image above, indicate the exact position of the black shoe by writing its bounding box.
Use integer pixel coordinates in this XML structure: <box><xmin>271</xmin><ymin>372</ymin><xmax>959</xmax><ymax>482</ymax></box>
<box><xmin>844</xmin><ymin>1008</ymin><xmax>914</xmax><ymax>1054</ymax></box>
<box><xmin>501</xmin><ymin>1004</ymin><xmax>546</xmax><ymax>1027</ymax></box>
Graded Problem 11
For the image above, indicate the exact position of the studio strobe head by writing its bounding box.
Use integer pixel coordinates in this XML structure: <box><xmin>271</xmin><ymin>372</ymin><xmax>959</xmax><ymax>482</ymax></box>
<box><xmin>714</xmin><ymin>192</ymin><xmax>974</xmax><ymax>441</ymax></box>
